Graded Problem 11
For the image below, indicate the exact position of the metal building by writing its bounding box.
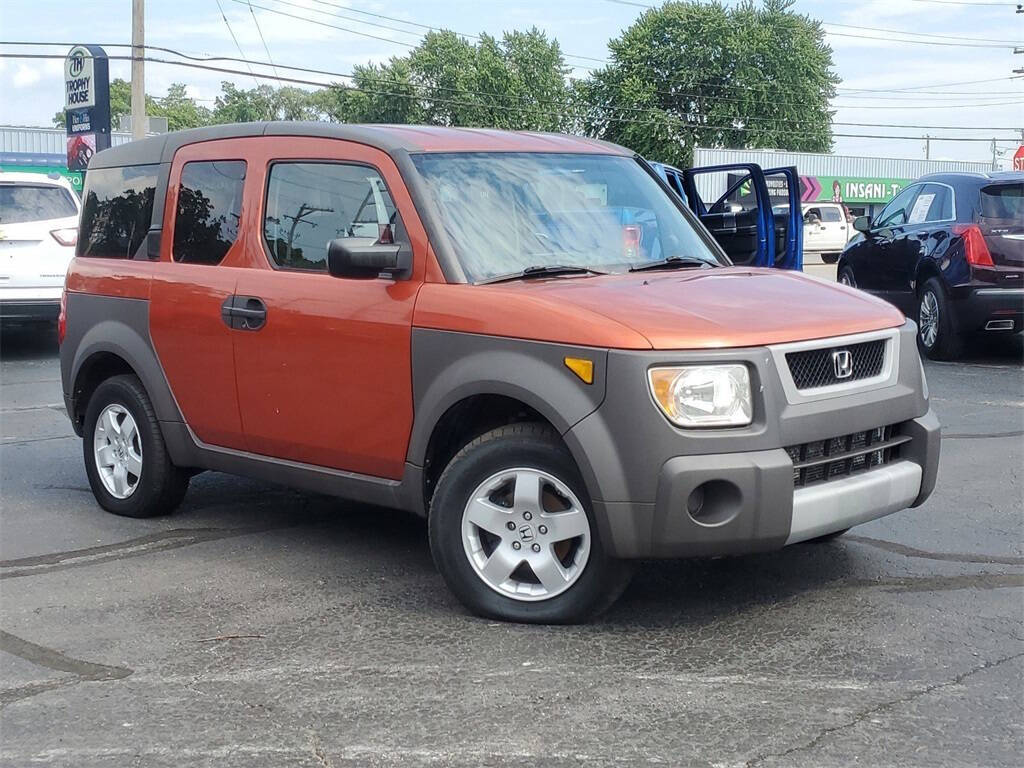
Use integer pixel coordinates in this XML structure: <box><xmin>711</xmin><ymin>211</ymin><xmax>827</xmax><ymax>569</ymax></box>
<box><xmin>691</xmin><ymin>147</ymin><xmax>994</xmax><ymax>219</ymax></box>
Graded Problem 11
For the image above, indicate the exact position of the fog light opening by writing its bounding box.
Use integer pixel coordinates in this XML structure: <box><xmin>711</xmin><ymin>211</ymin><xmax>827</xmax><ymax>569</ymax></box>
<box><xmin>686</xmin><ymin>480</ymin><xmax>741</xmax><ymax>527</ymax></box>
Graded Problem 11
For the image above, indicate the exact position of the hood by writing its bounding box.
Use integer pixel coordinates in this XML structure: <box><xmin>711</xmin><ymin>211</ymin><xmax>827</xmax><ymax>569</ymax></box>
<box><xmin>414</xmin><ymin>267</ymin><xmax>905</xmax><ymax>350</ymax></box>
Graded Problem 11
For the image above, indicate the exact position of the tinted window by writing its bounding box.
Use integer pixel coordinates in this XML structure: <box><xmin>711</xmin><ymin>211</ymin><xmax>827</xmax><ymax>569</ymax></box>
<box><xmin>916</xmin><ymin>183</ymin><xmax>954</xmax><ymax>222</ymax></box>
<box><xmin>979</xmin><ymin>183</ymin><xmax>1023</xmax><ymax>220</ymax></box>
<box><xmin>819</xmin><ymin>206</ymin><xmax>842</xmax><ymax>222</ymax></box>
<box><xmin>875</xmin><ymin>185</ymin><xmax>919</xmax><ymax>228</ymax></box>
<box><xmin>173</xmin><ymin>161</ymin><xmax>246</xmax><ymax>265</ymax></box>
<box><xmin>0</xmin><ymin>183</ymin><xmax>78</xmax><ymax>224</ymax></box>
<box><xmin>78</xmin><ymin>165</ymin><xmax>158</xmax><ymax>258</ymax></box>
<box><xmin>264</xmin><ymin>163</ymin><xmax>397</xmax><ymax>271</ymax></box>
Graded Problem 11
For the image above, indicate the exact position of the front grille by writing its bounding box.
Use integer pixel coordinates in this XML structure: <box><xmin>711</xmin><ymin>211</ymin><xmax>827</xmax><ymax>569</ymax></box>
<box><xmin>786</xmin><ymin>424</ymin><xmax>909</xmax><ymax>488</ymax></box>
<box><xmin>786</xmin><ymin>339</ymin><xmax>886</xmax><ymax>390</ymax></box>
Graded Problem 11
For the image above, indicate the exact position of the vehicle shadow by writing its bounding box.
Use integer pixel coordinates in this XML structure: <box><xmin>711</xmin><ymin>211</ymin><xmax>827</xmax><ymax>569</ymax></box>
<box><xmin>0</xmin><ymin>323</ymin><xmax>59</xmax><ymax>362</ymax></box>
<box><xmin>955</xmin><ymin>331</ymin><xmax>1023</xmax><ymax>364</ymax></box>
<box><xmin>176</xmin><ymin>472</ymin><xmax>867</xmax><ymax>627</ymax></box>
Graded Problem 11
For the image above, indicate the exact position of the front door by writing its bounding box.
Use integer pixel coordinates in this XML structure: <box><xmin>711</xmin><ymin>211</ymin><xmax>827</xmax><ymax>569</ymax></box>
<box><xmin>230</xmin><ymin>139</ymin><xmax>425</xmax><ymax>479</ymax></box>
<box><xmin>864</xmin><ymin>184</ymin><xmax>922</xmax><ymax>298</ymax></box>
<box><xmin>680</xmin><ymin>163</ymin><xmax>775</xmax><ymax>267</ymax></box>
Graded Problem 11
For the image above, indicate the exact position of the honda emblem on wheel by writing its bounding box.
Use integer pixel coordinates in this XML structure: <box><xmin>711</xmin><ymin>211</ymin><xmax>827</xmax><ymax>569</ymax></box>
<box><xmin>832</xmin><ymin>349</ymin><xmax>853</xmax><ymax>379</ymax></box>
<box><xmin>518</xmin><ymin>524</ymin><xmax>535</xmax><ymax>542</ymax></box>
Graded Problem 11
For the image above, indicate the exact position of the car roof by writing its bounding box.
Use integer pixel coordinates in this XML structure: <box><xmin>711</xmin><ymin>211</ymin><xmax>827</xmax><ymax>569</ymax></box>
<box><xmin>89</xmin><ymin>122</ymin><xmax>632</xmax><ymax>169</ymax></box>
<box><xmin>917</xmin><ymin>170</ymin><xmax>1024</xmax><ymax>185</ymax></box>
<box><xmin>0</xmin><ymin>170</ymin><xmax>75</xmax><ymax>191</ymax></box>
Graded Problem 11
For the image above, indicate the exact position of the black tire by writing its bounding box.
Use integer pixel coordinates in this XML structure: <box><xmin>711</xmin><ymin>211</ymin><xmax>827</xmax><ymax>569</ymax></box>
<box><xmin>83</xmin><ymin>374</ymin><xmax>190</xmax><ymax>518</ymax></box>
<box><xmin>917</xmin><ymin>277</ymin><xmax>962</xmax><ymax>360</ymax></box>
<box><xmin>428</xmin><ymin>423</ymin><xmax>632</xmax><ymax>624</ymax></box>
<box><xmin>837</xmin><ymin>264</ymin><xmax>857</xmax><ymax>288</ymax></box>
<box><xmin>821</xmin><ymin>253</ymin><xmax>840</xmax><ymax>264</ymax></box>
<box><xmin>807</xmin><ymin>528</ymin><xmax>850</xmax><ymax>543</ymax></box>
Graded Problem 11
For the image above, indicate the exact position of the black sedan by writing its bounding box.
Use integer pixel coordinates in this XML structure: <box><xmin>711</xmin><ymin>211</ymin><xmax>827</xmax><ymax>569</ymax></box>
<box><xmin>837</xmin><ymin>171</ymin><xmax>1023</xmax><ymax>359</ymax></box>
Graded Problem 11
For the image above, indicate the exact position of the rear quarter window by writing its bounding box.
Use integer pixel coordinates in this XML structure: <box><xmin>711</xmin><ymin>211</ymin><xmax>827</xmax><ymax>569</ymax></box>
<box><xmin>0</xmin><ymin>183</ymin><xmax>78</xmax><ymax>224</ymax></box>
<box><xmin>979</xmin><ymin>183</ymin><xmax>1023</xmax><ymax>220</ymax></box>
<box><xmin>78</xmin><ymin>165</ymin><xmax>158</xmax><ymax>259</ymax></box>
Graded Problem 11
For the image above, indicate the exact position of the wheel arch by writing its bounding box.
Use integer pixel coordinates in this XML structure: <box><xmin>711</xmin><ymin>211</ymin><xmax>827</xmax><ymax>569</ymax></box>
<box><xmin>408</xmin><ymin>329</ymin><xmax>610</xmax><ymax>513</ymax></box>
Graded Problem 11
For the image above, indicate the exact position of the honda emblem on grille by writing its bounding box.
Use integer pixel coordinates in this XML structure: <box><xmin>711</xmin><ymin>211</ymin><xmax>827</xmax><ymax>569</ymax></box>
<box><xmin>832</xmin><ymin>349</ymin><xmax>853</xmax><ymax>379</ymax></box>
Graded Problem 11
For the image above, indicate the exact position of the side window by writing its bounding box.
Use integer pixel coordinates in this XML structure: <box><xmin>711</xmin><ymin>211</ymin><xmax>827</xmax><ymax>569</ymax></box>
<box><xmin>923</xmin><ymin>184</ymin><xmax>953</xmax><ymax>222</ymax></box>
<box><xmin>173</xmin><ymin>161</ymin><xmax>246</xmax><ymax>265</ymax></box>
<box><xmin>819</xmin><ymin>207</ymin><xmax>842</xmax><ymax>222</ymax></box>
<box><xmin>875</xmin><ymin>186</ymin><xmax>919</xmax><ymax>228</ymax></box>
<box><xmin>263</xmin><ymin>162</ymin><xmax>397</xmax><ymax>272</ymax></box>
<box><xmin>77</xmin><ymin>165</ymin><xmax>158</xmax><ymax>258</ymax></box>
<box><xmin>804</xmin><ymin>207</ymin><xmax>821</xmax><ymax>220</ymax></box>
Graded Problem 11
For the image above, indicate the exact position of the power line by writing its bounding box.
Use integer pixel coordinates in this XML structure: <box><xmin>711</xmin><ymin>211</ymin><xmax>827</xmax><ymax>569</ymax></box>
<box><xmin>4</xmin><ymin>51</ymin><xmax>1020</xmax><ymax>143</ymax></box>
<box><xmin>821</xmin><ymin>21</ymin><xmax>1023</xmax><ymax>45</ymax></box>
<box><xmin>214</xmin><ymin>0</ymin><xmax>258</xmax><ymax>86</ymax></box>
<box><xmin>6</xmin><ymin>42</ymin><xmax>1021</xmax><ymax>126</ymax></box>
<box><xmin>247</xmin><ymin>0</ymin><xmax>279</xmax><ymax>80</ymax></box>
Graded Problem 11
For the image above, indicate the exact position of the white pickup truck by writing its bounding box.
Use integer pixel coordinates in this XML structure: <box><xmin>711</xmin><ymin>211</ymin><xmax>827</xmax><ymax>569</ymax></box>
<box><xmin>801</xmin><ymin>202</ymin><xmax>853</xmax><ymax>263</ymax></box>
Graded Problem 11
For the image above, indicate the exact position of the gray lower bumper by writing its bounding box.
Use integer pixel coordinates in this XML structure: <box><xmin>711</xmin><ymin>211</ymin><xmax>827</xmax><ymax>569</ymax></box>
<box><xmin>786</xmin><ymin>460</ymin><xmax>922</xmax><ymax>545</ymax></box>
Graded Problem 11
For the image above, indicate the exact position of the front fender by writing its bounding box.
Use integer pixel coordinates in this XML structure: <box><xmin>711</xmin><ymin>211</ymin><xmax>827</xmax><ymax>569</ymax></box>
<box><xmin>406</xmin><ymin>328</ymin><xmax>609</xmax><ymax>466</ymax></box>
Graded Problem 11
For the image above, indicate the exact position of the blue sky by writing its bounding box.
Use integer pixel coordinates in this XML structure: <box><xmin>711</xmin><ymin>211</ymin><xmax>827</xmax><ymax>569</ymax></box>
<box><xmin>1</xmin><ymin>0</ymin><xmax>1022</xmax><ymax>165</ymax></box>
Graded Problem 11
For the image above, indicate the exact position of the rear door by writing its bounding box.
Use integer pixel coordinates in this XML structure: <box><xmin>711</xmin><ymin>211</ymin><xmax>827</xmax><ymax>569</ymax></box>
<box><xmin>978</xmin><ymin>180</ymin><xmax>1024</xmax><ymax>274</ymax></box>
<box><xmin>680</xmin><ymin>163</ymin><xmax>775</xmax><ymax>267</ymax></box>
<box><xmin>763</xmin><ymin>166</ymin><xmax>802</xmax><ymax>270</ymax></box>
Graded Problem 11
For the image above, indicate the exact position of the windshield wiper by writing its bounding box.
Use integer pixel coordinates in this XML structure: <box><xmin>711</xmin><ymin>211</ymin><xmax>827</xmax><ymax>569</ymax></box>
<box><xmin>629</xmin><ymin>256</ymin><xmax>715</xmax><ymax>273</ymax></box>
<box><xmin>480</xmin><ymin>265</ymin><xmax>609</xmax><ymax>284</ymax></box>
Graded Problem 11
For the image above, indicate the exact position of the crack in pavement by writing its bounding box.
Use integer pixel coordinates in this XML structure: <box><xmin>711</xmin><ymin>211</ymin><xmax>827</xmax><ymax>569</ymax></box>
<box><xmin>942</xmin><ymin>429</ymin><xmax>1024</xmax><ymax>440</ymax></box>
<box><xmin>847</xmin><ymin>536</ymin><xmax>1024</xmax><ymax>566</ymax></box>
<box><xmin>0</xmin><ymin>629</ymin><xmax>133</xmax><ymax>708</ymax></box>
<box><xmin>845</xmin><ymin>572</ymin><xmax>1024</xmax><ymax>593</ymax></box>
<box><xmin>0</xmin><ymin>526</ymin><xmax>284</xmax><ymax>579</ymax></box>
<box><xmin>744</xmin><ymin>651</ymin><xmax>1024</xmax><ymax>767</ymax></box>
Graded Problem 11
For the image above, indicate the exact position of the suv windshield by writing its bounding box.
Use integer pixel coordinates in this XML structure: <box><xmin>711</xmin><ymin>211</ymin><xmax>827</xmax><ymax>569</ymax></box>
<box><xmin>411</xmin><ymin>152</ymin><xmax>725</xmax><ymax>282</ymax></box>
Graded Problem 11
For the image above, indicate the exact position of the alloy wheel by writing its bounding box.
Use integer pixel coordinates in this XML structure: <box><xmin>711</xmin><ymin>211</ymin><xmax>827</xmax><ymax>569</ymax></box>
<box><xmin>93</xmin><ymin>404</ymin><xmax>142</xmax><ymax>499</ymax></box>
<box><xmin>919</xmin><ymin>290</ymin><xmax>939</xmax><ymax>349</ymax></box>
<box><xmin>461</xmin><ymin>468</ymin><xmax>591</xmax><ymax>601</ymax></box>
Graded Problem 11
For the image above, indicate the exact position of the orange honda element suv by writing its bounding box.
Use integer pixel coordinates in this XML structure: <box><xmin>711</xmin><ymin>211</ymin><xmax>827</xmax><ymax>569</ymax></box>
<box><xmin>61</xmin><ymin>124</ymin><xmax>940</xmax><ymax>623</ymax></box>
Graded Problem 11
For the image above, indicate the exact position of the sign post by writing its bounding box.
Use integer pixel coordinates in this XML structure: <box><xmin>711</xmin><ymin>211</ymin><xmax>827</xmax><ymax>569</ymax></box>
<box><xmin>1013</xmin><ymin>146</ymin><xmax>1024</xmax><ymax>172</ymax></box>
<box><xmin>64</xmin><ymin>45</ymin><xmax>111</xmax><ymax>173</ymax></box>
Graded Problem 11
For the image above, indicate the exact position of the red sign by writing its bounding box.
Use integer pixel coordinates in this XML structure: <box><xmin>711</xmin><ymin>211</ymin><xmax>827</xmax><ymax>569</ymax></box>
<box><xmin>1014</xmin><ymin>145</ymin><xmax>1024</xmax><ymax>172</ymax></box>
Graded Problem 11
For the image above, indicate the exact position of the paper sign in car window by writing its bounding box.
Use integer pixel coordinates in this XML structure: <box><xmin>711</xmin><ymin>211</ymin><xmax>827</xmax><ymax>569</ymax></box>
<box><xmin>908</xmin><ymin>193</ymin><xmax>935</xmax><ymax>224</ymax></box>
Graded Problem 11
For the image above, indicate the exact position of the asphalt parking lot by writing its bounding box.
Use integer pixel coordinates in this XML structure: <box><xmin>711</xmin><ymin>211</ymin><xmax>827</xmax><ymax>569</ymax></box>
<box><xmin>1</xmin><ymin>322</ymin><xmax>1022</xmax><ymax>768</ymax></box>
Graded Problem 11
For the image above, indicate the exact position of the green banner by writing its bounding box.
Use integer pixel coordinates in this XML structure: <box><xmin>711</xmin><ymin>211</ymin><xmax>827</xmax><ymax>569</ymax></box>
<box><xmin>801</xmin><ymin>175</ymin><xmax>913</xmax><ymax>205</ymax></box>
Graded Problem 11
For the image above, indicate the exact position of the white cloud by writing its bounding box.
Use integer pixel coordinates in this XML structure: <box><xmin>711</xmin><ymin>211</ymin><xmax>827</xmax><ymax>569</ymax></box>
<box><xmin>12</xmin><ymin>64</ymin><xmax>42</xmax><ymax>88</ymax></box>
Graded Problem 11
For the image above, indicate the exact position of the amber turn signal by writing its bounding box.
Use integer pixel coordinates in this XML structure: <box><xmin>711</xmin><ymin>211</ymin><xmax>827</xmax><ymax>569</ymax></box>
<box><xmin>564</xmin><ymin>356</ymin><xmax>594</xmax><ymax>384</ymax></box>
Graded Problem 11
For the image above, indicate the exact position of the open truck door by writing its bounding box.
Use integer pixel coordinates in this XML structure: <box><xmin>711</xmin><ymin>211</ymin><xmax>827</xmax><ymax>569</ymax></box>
<box><xmin>679</xmin><ymin>163</ymin><xmax>775</xmax><ymax>267</ymax></box>
<box><xmin>763</xmin><ymin>165</ymin><xmax>803</xmax><ymax>270</ymax></box>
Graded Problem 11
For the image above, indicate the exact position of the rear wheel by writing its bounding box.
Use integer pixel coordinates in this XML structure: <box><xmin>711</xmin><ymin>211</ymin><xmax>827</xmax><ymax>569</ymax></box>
<box><xmin>917</xmin><ymin>277</ymin><xmax>962</xmax><ymax>360</ymax></box>
<box><xmin>83</xmin><ymin>374</ymin><xmax>190</xmax><ymax>518</ymax></box>
<box><xmin>838</xmin><ymin>265</ymin><xmax>857</xmax><ymax>287</ymax></box>
<box><xmin>428</xmin><ymin>423</ymin><xmax>631</xmax><ymax>623</ymax></box>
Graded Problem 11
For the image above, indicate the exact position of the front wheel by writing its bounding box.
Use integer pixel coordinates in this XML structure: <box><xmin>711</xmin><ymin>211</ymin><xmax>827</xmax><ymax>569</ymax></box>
<box><xmin>428</xmin><ymin>423</ymin><xmax>631</xmax><ymax>623</ymax></box>
<box><xmin>838</xmin><ymin>265</ymin><xmax>857</xmax><ymax>287</ymax></box>
<box><xmin>821</xmin><ymin>253</ymin><xmax>840</xmax><ymax>264</ymax></box>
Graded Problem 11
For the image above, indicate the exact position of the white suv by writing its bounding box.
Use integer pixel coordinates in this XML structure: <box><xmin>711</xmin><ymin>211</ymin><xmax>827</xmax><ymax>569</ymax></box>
<box><xmin>0</xmin><ymin>172</ymin><xmax>80</xmax><ymax>324</ymax></box>
<box><xmin>802</xmin><ymin>202</ymin><xmax>853</xmax><ymax>264</ymax></box>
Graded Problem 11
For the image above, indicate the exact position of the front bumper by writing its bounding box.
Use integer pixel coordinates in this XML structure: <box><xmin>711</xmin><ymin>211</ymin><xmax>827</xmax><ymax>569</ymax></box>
<box><xmin>565</xmin><ymin>321</ymin><xmax>941</xmax><ymax>559</ymax></box>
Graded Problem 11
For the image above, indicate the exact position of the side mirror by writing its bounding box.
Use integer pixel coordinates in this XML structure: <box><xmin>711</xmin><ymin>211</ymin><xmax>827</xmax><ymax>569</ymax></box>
<box><xmin>327</xmin><ymin>239</ymin><xmax>410</xmax><ymax>279</ymax></box>
<box><xmin>853</xmin><ymin>216</ymin><xmax>872</xmax><ymax>234</ymax></box>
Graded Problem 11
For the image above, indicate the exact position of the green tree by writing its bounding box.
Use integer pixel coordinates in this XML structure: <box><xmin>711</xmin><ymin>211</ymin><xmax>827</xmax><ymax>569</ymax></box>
<box><xmin>581</xmin><ymin>0</ymin><xmax>838</xmax><ymax>166</ymax></box>
<box><xmin>148</xmin><ymin>83</ymin><xmax>212</xmax><ymax>130</ymax></box>
<box><xmin>53</xmin><ymin>77</ymin><xmax>133</xmax><ymax>127</ymax></box>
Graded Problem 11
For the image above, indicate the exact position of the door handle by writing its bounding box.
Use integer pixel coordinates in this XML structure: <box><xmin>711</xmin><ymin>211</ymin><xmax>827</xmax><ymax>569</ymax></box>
<box><xmin>221</xmin><ymin>295</ymin><xmax>267</xmax><ymax>331</ymax></box>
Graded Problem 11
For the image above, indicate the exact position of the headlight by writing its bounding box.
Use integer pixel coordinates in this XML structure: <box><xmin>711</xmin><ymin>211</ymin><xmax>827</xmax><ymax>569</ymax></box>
<box><xmin>648</xmin><ymin>364</ymin><xmax>752</xmax><ymax>427</ymax></box>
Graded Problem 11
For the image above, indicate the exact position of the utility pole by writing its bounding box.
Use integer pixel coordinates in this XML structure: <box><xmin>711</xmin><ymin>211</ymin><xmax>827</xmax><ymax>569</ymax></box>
<box><xmin>131</xmin><ymin>0</ymin><xmax>145</xmax><ymax>140</ymax></box>
<box><xmin>924</xmin><ymin>135</ymin><xmax>931</xmax><ymax>160</ymax></box>
<box><xmin>991</xmin><ymin>138</ymin><xmax>998</xmax><ymax>171</ymax></box>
